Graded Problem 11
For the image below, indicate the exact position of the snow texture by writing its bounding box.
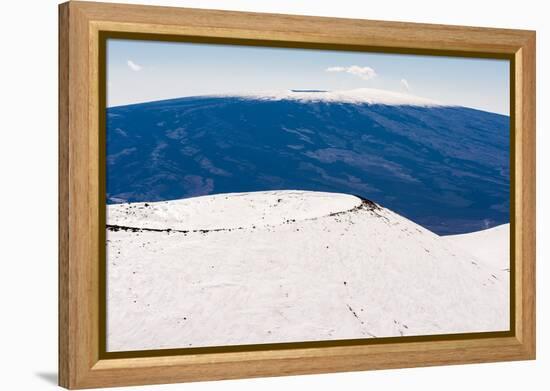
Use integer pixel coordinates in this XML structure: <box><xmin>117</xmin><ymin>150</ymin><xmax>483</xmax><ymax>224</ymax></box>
<box><xmin>445</xmin><ymin>224</ymin><xmax>510</xmax><ymax>270</ymax></box>
<box><xmin>106</xmin><ymin>191</ymin><xmax>509</xmax><ymax>352</ymax></box>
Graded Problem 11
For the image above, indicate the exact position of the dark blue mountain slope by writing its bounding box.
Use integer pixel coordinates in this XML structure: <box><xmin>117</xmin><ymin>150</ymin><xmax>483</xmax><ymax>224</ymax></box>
<box><xmin>106</xmin><ymin>96</ymin><xmax>509</xmax><ymax>235</ymax></box>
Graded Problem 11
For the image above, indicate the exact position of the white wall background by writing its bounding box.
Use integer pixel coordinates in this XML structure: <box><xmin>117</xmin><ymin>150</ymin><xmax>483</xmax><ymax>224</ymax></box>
<box><xmin>0</xmin><ymin>0</ymin><xmax>547</xmax><ymax>389</ymax></box>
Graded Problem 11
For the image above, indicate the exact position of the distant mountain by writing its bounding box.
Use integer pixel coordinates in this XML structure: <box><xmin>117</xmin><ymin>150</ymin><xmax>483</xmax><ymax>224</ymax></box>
<box><xmin>106</xmin><ymin>88</ymin><xmax>510</xmax><ymax>235</ymax></box>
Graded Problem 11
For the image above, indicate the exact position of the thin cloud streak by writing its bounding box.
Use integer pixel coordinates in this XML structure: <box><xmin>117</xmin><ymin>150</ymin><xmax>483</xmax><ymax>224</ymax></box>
<box><xmin>127</xmin><ymin>60</ymin><xmax>142</xmax><ymax>72</ymax></box>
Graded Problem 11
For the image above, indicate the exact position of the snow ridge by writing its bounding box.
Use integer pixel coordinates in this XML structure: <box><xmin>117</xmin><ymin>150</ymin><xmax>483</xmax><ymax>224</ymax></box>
<box><xmin>213</xmin><ymin>88</ymin><xmax>442</xmax><ymax>106</ymax></box>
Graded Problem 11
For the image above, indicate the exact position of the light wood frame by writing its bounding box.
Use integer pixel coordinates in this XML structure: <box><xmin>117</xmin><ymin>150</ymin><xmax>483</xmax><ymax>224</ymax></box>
<box><xmin>59</xmin><ymin>1</ymin><xmax>536</xmax><ymax>389</ymax></box>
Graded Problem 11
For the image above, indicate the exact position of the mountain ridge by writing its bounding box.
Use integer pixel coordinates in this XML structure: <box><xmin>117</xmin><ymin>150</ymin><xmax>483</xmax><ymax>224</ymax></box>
<box><xmin>106</xmin><ymin>94</ymin><xmax>510</xmax><ymax>234</ymax></box>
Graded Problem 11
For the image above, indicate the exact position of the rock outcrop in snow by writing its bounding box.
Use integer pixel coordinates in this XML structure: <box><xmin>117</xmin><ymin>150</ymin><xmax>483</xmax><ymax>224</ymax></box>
<box><xmin>106</xmin><ymin>191</ymin><xmax>509</xmax><ymax>352</ymax></box>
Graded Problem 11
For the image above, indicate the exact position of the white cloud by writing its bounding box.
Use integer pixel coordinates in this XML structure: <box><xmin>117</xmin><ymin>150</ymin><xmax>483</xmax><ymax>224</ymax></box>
<box><xmin>400</xmin><ymin>79</ymin><xmax>410</xmax><ymax>91</ymax></box>
<box><xmin>326</xmin><ymin>66</ymin><xmax>346</xmax><ymax>72</ymax></box>
<box><xmin>326</xmin><ymin>65</ymin><xmax>377</xmax><ymax>81</ymax></box>
<box><xmin>127</xmin><ymin>60</ymin><xmax>142</xmax><ymax>72</ymax></box>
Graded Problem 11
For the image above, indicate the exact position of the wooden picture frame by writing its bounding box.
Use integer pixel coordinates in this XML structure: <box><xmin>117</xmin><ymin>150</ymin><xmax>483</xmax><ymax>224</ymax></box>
<box><xmin>59</xmin><ymin>1</ymin><xmax>536</xmax><ymax>389</ymax></box>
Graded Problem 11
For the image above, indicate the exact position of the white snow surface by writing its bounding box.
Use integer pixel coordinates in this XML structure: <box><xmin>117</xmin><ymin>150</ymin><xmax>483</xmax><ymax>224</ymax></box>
<box><xmin>212</xmin><ymin>88</ymin><xmax>441</xmax><ymax>106</ymax></box>
<box><xmin>445</xmin><ymin>223</ymin><xmax>510</xmax><ymax>295</ymax></box>
<box><xmin>106</xmin><ymin>190</ymin><xmax>509</xmax><ymax>352</ymax></box>
<box><xmin>107</xmin><ymin>191</ymin><xmax>359</xmax><ymax>231</ymax></box>
<box><xmin>445</xmin><ymin>224</ymin><xmax>510</xmax><ymax>270</ymax></box>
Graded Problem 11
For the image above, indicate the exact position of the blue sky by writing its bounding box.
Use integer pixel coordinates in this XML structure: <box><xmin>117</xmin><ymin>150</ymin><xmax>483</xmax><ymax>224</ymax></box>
<box><xmin>107</xmin><ymin>39</ymin><xmax>510</xmax><ymax>115</ymax></box>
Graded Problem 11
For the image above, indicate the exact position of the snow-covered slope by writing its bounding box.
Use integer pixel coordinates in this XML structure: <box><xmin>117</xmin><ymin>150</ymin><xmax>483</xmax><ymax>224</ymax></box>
<box><xmin>445</xmin><ymin>224</ymin><xmax>510</xmax><ymax>297</ymax></box>
<box><xmin>106</xmin><ymin>191</ymin><xmax>509</xmax><ymax>352</ymax></box>
<box><xmin>215</xmin><ymin>88</ymin><xmax>441</xmax><ymax>106</ymax></box>
<box><xmin>443</xmin><ymin>224</ymin><xmax>510</xmax><ymax>304</ymax></box>
<box><xmin>107</xmin><ymin>191</ymin><xmax>359</xmax><ymax>231</ymax></box>
<box><xmin>445</xmin><ymin>224</ymin><xmax>510</xmax><ymax>270</ymax></box>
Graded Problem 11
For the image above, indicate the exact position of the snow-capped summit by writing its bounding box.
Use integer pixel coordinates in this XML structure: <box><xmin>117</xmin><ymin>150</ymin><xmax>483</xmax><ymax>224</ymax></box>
<box><xmin>107</xmin><ymin>190</ymin><xmax>360</xmax><ymax>231</ymax></box>
<box><xmin>218</xmin><ymin>87</ymin><xmax>442</xmax><ymax>106</ymax></box>
<box><xmin>107</xmin><ymin>190</ymin><xmax>509</xmax><ymax>352</ymax></box>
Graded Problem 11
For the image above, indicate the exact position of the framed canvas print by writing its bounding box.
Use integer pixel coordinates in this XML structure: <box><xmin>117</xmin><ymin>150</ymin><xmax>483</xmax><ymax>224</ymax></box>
<box><xmin>58</xmin><ymin>1</ymin><xmax>536</xmax><ymax>389</ymax></box>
